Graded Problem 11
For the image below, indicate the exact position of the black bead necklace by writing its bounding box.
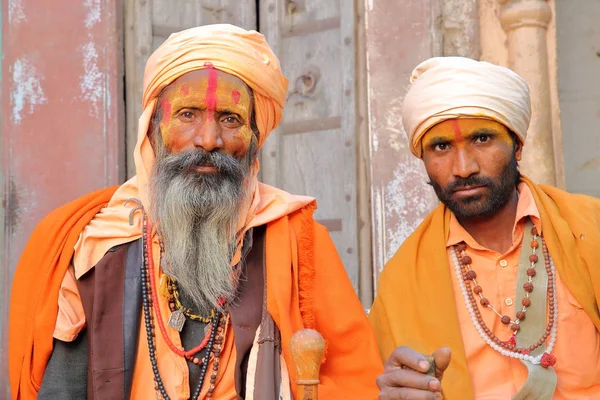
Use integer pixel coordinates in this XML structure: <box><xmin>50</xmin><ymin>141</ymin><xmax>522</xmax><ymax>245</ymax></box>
<box><xmin>141</xmin><ymin>215</ymin><xmax>220</xmax><ymax>400</ymax></box>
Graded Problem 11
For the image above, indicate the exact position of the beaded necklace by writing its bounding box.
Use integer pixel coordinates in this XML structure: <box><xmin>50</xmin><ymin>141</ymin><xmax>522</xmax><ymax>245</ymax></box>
<box><xmin>164</xmin><ymin>274</ymin><xmax>216</xmax><ymax>332</ymax></box>
<box><xmin>451</xmin><ymin>226</ymin><xmax>557</xmax><ymax>368</ymax></box>
<box><xmin>142</xmin><ymin>215</ymin><xmax>227</xmax><ymax>399</ymax></box>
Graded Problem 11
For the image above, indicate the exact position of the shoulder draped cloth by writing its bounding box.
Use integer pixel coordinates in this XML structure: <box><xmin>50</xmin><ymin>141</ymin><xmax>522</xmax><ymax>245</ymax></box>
<box><xmin>369</xmin><ymin>176</ymin><xmax>600</xmax><ymax>399</ymax></box>
<box><xmin>10</xmin><ymin>189</ymin><xmax>383</xmax><ymax>399</ymax></box>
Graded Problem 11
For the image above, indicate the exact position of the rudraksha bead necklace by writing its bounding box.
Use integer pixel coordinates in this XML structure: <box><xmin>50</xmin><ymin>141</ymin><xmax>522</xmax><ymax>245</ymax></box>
<box><xmin>451</xmin><ymin>226</ymin><xmax>557</xmax><ymax>367</ymax></box>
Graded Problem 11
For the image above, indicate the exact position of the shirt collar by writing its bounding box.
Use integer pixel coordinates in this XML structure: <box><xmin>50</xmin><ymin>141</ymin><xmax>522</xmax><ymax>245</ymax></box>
<box><xmin>446</xmin><ymin>182</ymin><xmax>542</xmax><ymax>248</ymax></box>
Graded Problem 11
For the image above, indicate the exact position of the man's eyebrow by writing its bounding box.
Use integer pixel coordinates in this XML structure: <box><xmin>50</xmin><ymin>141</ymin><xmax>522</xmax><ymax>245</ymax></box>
<box><xmin>464</xmin><ymin>128</ymin><xmax>498</xmax><ymax>138</ymax></box>
<box><xmin>424</xmin><ymin>136</ymin><xmax>452</xmax><ymax>147</ymax></box>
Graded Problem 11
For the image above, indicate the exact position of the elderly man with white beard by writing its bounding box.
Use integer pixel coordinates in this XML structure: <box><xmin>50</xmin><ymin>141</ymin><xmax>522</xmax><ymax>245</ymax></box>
<box><xmin>9</xmin><ymin>25</ymin><xmax>383</xmax><ymax>400</ymax></box>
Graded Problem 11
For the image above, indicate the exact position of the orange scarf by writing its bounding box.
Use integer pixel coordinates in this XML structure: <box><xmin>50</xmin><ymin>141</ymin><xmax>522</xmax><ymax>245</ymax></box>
<box><xmin>10</xmin><ymin>191</ymin><xmax>383</xmax><ymax>399</ymax></box>
<box><xmin>9</xmin><ymin>187</ymin><xmax>118</xmax><ymax>400</ymax></box>
<box><xmin>369</xmin><ymin>176</ymin><xmax>600</xmax><ymax>399</ymax></box>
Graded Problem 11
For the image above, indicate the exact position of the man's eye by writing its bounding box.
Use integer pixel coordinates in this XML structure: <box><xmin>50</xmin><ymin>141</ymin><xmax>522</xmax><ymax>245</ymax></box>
<box><xmin>221</xmin><ymin>115</ymin><xmax>241</xmax><ymax>127</ymax></box>
<box><xmin>181</xmin><ymin>111</ymin><xmax>194</xmax><ymax>119</ymax></box>
<box><xmin>434</xmin><ymin>143</ymin><xmax>449</xmax><ymax>151</ymax></box>
<box><xmin>475</xmin><ymin>134</ymin><xmax>490</xmax><ymax>143</ymax></box>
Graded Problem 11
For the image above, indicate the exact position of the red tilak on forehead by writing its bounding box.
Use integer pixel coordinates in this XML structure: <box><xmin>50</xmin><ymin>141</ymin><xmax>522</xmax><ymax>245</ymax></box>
<box><xmin>451</xmin><ymin>120</ymin><xmax>463</xmax><ymax>139</ymax></box>
<box><xmin>204</xmin><ymin>62</ymin><xmax>218</xmax><ymax>122</ymax></box>
<box><xmin>231</xmin><ymin>89</ymin><xmax>240</xmax><ymax>105</ymax></box>
<box><xmin>161</xmin><ymin>99</ymin><xmax>171</xmax><ymax>125</ymax></box>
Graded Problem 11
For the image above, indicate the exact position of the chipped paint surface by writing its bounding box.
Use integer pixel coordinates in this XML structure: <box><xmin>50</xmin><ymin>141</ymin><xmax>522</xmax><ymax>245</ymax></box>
<box><xmin>8</xmin><ymin>0</ymin><xmax>26</xmax><ymax>24</ymax></box>
<box><xmin>80</xmin><ymin>41</ymin><xmax>105</xmax><ymax>117</ymax></box>
<box><xmin>365</xmin><ymin>0</ymin><xmax>443</xmax><ymax>285</ymax></box>
<box><xmin>381</xmin><ymin>162</ymin><xmax>438</xmax><ymax>263</ymax></box>
<box><xmin>84</xmin><ymin>0</ymin><xmax>102</xmax><ymax>28</ymax></box>
<box><xmin>2</xmin><ymin>0</ymin><xmax>125</xmax><ymax>391</ymax></box>
<box><xmin>11</xmin><ymin>58</ymin><xmax>48</xmax><ymax>125</ymax></box>
<box><xmin>383</xmin><ymin>96</ymin><xmax>407</xmax><ymax>151</ymax></box>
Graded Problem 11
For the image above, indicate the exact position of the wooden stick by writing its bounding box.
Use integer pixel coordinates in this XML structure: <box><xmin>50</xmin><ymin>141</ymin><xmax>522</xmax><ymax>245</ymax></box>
<box><xmin>290</xmin><ymin>329</ymin><xmax>325</xmax><ymax>400</ymax></box>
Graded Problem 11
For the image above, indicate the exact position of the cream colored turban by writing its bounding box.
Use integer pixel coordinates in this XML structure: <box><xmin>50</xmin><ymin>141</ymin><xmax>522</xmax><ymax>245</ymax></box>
<box><xmin>402</xmin><ymin>57</ymin><xmax>531</xmax><ymax>158</ymax></box>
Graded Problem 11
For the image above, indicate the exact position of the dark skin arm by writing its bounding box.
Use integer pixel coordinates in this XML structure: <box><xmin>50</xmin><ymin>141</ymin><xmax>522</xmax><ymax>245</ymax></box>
<box><xmin>376</xmin><ymin>346</ymin><xmax>452</xmax><ymax>400</ymax></box>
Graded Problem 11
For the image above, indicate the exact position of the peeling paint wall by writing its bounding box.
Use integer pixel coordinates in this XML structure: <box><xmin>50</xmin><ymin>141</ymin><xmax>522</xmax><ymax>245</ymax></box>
<box><xmin>1</xmin><ymin>0</ymin><xmax>125</xmax><ymax>394</ymax></box>
<box><xmin>365</xmin><ymin>0</ymin><xmax>481</xmax><ymax>285</ymax></box>
<box><xmin>365</xmin><ymin>0</ymin><xmax>443</xmax><ymax>282</ymax></box>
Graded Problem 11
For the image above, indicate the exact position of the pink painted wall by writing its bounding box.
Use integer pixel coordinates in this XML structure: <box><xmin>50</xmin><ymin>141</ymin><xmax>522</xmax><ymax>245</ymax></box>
<box><xmin>364</xmin><ymin>0</ymin><xmax>440</xmax><ymax>282</ymax></box>
<box><xmin>1</xmin><ymin>0</ymin><xmax>124</xmax><ymax>395</ymax></box>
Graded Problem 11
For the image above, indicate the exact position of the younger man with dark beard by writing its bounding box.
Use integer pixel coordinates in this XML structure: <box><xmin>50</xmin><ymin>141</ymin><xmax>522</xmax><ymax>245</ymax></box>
<box><xmin>370</xmin><ymin>57</ymin><xmax>600</xmax><ymax>399</ymax></box>
<box><xmin>9</xmin><ymin>25</ymin><xmax>383</xmax><ymax>400</ymax></box>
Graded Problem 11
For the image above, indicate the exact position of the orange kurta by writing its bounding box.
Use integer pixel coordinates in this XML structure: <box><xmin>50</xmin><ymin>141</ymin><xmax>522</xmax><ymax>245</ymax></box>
<box><xmin>447</xmin><ymin>184</ymin><xmax>600</xmax><ymax>398</ymax></box>
<box><xmin>9</xmin><ymin>190</ymin><xmax>383</xmax><ymax>400</ymax></box>
<box><xmin>369</xmin><ymin>176</ymin><xmax>600</xmax><ymax>400</ymax></box>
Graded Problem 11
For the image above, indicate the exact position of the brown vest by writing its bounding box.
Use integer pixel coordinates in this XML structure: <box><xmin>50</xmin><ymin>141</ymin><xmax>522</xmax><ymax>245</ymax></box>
<box><xmin>77</xmin><ymin>226</ymin><xmax>267</xmax><ymax>400</ymax></box>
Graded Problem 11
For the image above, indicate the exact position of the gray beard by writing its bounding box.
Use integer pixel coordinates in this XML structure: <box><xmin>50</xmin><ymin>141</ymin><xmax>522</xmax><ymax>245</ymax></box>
<box><xmin>148</xmin><ymin>145</ymin><xmax>251</xmax><ymax>316</ymax></box>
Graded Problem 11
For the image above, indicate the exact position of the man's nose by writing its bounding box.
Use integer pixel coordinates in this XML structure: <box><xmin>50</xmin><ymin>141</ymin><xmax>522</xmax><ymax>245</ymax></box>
<box><xmin>193</xmin><ymin>119</ymin><xmax>223</xmax><ymax>152</ymax></box>
<box><xmin>452</xmin><ymin>147</ymin><xmax>480</xmax><ymax>178</ymax></box>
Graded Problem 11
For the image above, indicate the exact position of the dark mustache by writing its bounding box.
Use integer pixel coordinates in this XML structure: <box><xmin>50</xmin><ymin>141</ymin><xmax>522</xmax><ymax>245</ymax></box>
<box><xmin>447</xmin><ymin>176</ymin><xmax>493</xmax><ymax>193</ymax></box>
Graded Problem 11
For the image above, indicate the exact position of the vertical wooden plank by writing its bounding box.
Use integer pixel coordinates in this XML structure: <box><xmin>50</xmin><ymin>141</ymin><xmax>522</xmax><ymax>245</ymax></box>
<box><xmin>0</xmin><ymin>2</ymin><xmax>6</xmax><ymax>397</ymax></box>
<box><xmin>259</xmin><ymin>0</ymin><xmax>283</xmax><ymax>188</ymax></box>
<box><xmin>355</xmin><ymin>0</ymin><xmax>374</xmax><ymax>305</ymax></box>
<box><xmin>125</xmin><ymin>0</ymin><xmax>256</xmax><ymax>179</ymax></box>
<box><xmin>260</xmin><ymin>0</ymin><xmax>362</xmax><ymax>291</ymax></box>
<box><xmin>339</xmin><ymin>0</ymin><xmax>364</xmax><ymax>297</ymax></box>
<box><xmin>125</xmin><ymin>0</ymin><xmax>152</xmax><ymax>178</ymax></box>
<box><xmin>2</xmin><ymin>0</ymin><xmax>125</xmax><ymax>394</ymax></box>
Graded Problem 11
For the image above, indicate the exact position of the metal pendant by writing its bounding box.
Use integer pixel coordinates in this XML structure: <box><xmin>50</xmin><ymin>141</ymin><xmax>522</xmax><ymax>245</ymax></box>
<box><xmin>168</xmin><ymin>308</ymin><xmax>186</xmax><ymax>332</ymax></box>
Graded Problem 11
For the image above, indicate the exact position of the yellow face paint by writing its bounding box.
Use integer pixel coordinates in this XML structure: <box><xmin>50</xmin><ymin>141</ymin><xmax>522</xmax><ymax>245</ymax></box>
<box><xmin>158</xmin><ymin>67</ymin><xmax>253</xmax><ymax>155</ymax></box>
<box><xmin>422</xmin><ymin>118</ymin><xmax>512</xmax><ymax>153</ymax></box>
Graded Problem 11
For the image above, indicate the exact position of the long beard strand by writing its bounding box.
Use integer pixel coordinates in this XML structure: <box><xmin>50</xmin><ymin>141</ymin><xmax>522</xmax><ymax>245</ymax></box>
<box><xmin>149</xmin><ymin>147</ymin><xmax>250</xmax><ymax>315</ymax></box>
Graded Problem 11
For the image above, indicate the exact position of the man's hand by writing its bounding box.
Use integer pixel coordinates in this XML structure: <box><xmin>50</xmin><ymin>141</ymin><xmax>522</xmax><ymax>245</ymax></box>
<box><xmin>376</xmin><ymin>346</ymin><xmax>451</xmax><ymax>400</ymax></box>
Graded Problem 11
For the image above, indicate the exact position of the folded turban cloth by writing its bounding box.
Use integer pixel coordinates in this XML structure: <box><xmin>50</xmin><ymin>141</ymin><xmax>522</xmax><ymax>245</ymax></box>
<box><xmin>402</xmin><ymin>57</ymin><xmax>531</xmax><ymax>158</ymax></box>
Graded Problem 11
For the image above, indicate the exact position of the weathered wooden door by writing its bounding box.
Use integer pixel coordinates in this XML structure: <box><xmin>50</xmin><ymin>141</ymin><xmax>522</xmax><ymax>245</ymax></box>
<box><xmin>125</xmin><ymin>0</ymin><xmax>369</xmax><ymax>300</ymax></box>
<box><xmin>258</xmin><ymin>0</ymin><xmax>366</xmax><ymax>294</ymax></box>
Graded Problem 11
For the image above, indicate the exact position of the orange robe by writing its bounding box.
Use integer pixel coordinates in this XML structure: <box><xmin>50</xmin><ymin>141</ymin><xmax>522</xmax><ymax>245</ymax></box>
<box><xmin>369</xmin><ymin>176</ymin><xmax>600</xmax><ymax>399</ymax></box>
<box><xmin>10</xmin><ymin>188</ymin><xmax>383</xmax><ymax>399</ymax></box>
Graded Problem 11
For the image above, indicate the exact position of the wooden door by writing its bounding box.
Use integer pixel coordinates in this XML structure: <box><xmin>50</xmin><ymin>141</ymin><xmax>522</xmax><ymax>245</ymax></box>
<box><xmin>259</xmin><ymin>0</ymin><xmax>365</xmax><ymax>292</ymax></box>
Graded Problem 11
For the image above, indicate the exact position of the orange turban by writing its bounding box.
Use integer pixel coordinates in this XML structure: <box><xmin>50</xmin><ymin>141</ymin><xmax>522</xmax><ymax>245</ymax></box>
<box><xmin>134</xmin><ymin>24</ymin><xmax>288</xmax><ymax>209</ymax></box>
<box><xmin>402</xmin><ymin>57</ymin><xmax>531</xmax><ymax>158</ymax></box>
<box><xmin>71</xmin><ymin>24</ymin><xmax>310</xmax><ymax>279</ymax></box>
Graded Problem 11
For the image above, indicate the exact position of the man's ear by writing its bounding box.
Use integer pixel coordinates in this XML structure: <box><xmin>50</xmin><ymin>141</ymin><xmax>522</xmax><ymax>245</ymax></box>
<box><xmin>510</xmin><ymin>130</ymin><xmax>523</xmax><ymax>161</ymax></box>
<box><xmin>514</xmin><ymin>139</ymin><xmax>523</xmax><ymax>161</ymax></box>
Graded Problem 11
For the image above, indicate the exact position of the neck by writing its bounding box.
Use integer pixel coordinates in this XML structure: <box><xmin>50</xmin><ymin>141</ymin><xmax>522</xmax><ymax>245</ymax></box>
<box><xmin>457</xmin><ymin>189</ymin><xmax>519</xmax><ymax>254</ymax></box>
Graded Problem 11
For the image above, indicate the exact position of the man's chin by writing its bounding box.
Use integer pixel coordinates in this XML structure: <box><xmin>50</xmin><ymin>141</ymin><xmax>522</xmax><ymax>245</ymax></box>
<box><xmin>446</xmin><ymin>198</ymin><xmax>492</xmax><ymax>219</ymax></box>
